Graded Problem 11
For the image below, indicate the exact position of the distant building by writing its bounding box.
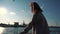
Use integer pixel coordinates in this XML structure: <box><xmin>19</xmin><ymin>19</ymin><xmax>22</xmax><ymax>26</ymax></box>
<box><xmin>22</xmin><ymin>21</ymin><xmax>27</xmax><ymax>26</ymax></box>
<box><xmin>14</xmin><ymin>22</ymin><xmax>19</xmax><ymax>27</ymax></box>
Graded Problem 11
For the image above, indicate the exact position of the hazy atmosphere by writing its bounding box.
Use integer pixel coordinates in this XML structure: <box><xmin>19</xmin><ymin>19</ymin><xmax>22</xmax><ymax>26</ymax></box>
<box><xmin>0</xmin><ymin>0</ymin><xmax>60</xmax><ymax>26</ymax></box>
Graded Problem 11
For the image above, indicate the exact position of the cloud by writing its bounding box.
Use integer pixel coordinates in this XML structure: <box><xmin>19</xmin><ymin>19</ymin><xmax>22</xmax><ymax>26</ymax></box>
<box><xmin>21</xmin><ymin>10</ymin><xmax>27</xmax><ymax>14</ymax></box>
<box><xmin>10</xmin><ymin>12</ymin><xmax>16</xmax><ymax>15</ymax></box>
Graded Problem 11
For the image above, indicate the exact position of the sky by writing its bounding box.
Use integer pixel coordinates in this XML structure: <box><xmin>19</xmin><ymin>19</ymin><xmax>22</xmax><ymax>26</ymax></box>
<box><xmin>0</xmin><ymin>0</ymin><xmax>60</xmax><ymax>26</ymax></box>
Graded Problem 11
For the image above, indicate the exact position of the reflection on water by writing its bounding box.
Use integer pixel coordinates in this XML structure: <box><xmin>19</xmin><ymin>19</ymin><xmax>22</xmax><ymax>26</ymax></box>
<box><xmin>0</xmin><ymin>27</ymin><xmax>25</xmax><ymax>34</ymax></box>
<box><xmin>0</xmin><ymin>27</ymin><xmax>5</xmax><ymax>34</ymax></box>
<box><xmin>0</xmin><ymin>27</ymin><xmax>60</xmax><ymax>34</ymax></box>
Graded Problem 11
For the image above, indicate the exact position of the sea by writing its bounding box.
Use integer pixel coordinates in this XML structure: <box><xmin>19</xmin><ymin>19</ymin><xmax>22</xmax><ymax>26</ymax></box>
<box><xmin>0</xmin><ymin>27</ymin><xmax>60</xmax><ymax>34</ymax></box>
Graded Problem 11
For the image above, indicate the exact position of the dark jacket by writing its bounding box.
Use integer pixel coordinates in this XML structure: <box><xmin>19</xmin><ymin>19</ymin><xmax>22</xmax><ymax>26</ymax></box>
<box><xmin>24</xmin><ymin>12</ymin><xmax>50</xmax><ymax>34</ymax></box>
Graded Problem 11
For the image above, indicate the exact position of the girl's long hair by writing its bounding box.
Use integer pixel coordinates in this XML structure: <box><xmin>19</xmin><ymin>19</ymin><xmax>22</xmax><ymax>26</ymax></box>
<box><xmin>31</xmin><ymin>2</ymin><xmax>43</xmax><ymax>13</ymax></box>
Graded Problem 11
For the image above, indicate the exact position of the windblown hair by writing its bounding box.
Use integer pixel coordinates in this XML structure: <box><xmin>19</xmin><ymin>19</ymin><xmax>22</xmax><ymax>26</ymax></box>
<box><xmin>31</xmin><ymin>2</ymin><xmax>43</xmax><ymax>13</ymax></box>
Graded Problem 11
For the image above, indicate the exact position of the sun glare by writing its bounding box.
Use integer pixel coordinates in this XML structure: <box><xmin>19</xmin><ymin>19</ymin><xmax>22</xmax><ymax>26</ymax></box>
<box><xmin>0</xmin><ymin>27</ymin><xmax>5</xmax><ymax>34</ymax></box>
<box><xmin>0</xmin><ymin>7</ymin><xmax>8</xmax><ymax>15</ymax></box>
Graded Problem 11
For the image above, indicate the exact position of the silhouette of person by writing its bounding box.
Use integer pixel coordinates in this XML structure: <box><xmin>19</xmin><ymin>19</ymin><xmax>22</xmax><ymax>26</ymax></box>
<box><xmin>20</xmin><ymin>2</ymin><xmax>50</xmax><ymax>34</ymax></box>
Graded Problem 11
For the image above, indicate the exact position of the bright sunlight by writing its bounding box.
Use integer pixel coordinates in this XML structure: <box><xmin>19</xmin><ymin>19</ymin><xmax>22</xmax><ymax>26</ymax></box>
<box><xmin>0</xmin><ymin>7</ymin><xmax>8</xmax><ymax>16</ymax></box>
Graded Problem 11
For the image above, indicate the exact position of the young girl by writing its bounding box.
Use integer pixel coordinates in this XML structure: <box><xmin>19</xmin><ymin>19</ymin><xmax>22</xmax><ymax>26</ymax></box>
<box><xmin>20</xmin><ymin>2</ymin><xmax>50</xmax><ymax>34</ymax></box>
